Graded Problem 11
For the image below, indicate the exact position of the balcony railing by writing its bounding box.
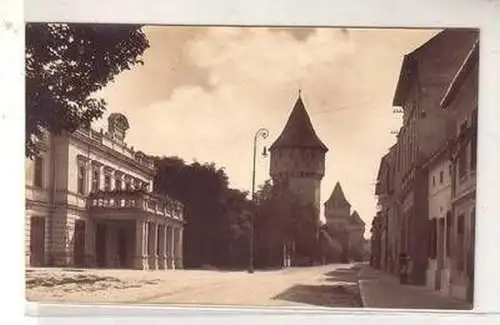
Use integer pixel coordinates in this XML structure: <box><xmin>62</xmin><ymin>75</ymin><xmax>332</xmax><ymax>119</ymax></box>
<box><xmin>87</xmin><ymin>189</ymin><xmax>183</xmax><ymax>220</ymax></box>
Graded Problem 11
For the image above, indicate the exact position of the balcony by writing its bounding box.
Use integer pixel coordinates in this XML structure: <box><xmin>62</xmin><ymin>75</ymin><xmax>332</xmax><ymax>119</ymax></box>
<box><xmin>87</xmin><ymin>190</ymin><xmax>183</xmax><ymax>221</ymax></box>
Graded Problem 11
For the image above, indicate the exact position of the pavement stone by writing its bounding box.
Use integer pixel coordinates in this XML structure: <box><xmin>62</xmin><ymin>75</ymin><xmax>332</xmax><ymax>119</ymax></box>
<box><xmin>357</xmin><ymin>265</ymin><xmax>473</xmax><ymax>310</ymax></box>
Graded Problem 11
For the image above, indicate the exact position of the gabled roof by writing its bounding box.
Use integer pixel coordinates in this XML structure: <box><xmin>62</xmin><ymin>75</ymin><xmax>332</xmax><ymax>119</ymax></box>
<box><xmin>392</xmin><ymin>29</ymin><xmax>478</xmax><ymax>107</ymax></box>
<box><xmin>325</xmin><ymin>182</ymin><xmax>351</xmax><ymax>208</ymax></box>
<box><xmin>269</xmin><ymin>93</ymin><xmax>328</xmax><ymax>152</ymax></box>
<box><xmin>441</xmin><ymin>38</ymin><xmax>479</xmax><ymax>109</ymax></box>
<box><xmin>349</xmin><ymin>210</ymin><xmax>365</xmax><ymax>226</ymax></box>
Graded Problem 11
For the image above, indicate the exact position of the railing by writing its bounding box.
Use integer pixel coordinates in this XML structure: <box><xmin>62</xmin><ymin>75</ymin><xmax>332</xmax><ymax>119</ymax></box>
<box><xmin>87</xmin><ymin>189</ymin><xmax>183</xmax><ymax>220</ymax></box>
<box><xmin>75</xmin><ymin>128</ymin><xmax>156</xmax><ymax>169</ymax></box>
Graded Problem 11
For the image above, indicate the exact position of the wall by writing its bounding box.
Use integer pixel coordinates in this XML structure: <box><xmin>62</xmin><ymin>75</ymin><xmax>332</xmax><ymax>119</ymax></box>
<box><xmin>426</xmin><ymin>155</ymin><xmax>452</xmax><ymax>291</ymax></box>
<box><xmin>447</xmin><ymin>62</ymin><xmax>478</xmax><ymax>302</ymax></box>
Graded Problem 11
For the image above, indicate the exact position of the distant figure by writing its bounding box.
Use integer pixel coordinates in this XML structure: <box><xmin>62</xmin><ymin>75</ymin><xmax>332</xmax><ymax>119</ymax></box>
<box><xmin>406</xmin><ymin>255</ymin><xmax>413</xmax><ymax>284</ymax></box>
<box><xmin>399</xmin><ymin>253</ymin><xmax>408</xmax><ymax>284</ymax></box>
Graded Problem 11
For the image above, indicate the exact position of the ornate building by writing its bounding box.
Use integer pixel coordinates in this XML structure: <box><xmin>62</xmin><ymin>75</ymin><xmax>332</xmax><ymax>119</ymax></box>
<box><xmin>269</xmin><ymin>92</ymin><xmax>328</xmax><ymax>263</ymax></box>
<box><xmin>324</xmin><ymin>182</ymin><xmax>366</xmax><ymax>262</ymax></box>
<box><xmin>26</xmin><ymin>113</ymin><xmax>184</xmax><ymax>270</ymax></box>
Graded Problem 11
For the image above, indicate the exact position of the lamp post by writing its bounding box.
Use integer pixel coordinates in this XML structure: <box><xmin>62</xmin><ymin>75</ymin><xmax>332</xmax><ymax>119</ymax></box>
<box><xmin>248</xmin><ymin>127</ymin><xmax>269</xmax><ymax>274</ymax></box>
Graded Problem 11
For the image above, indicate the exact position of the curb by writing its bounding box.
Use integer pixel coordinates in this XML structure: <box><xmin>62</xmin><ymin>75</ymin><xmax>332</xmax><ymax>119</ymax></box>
<box><xmin>357</xmin><ymin>279</ymin><xmax>368</xmax><ymax>307</ymax></box>
<box><xmin>356</xmin><ymin>265</ymin><xmax>368</xmax><ymax>307</ymax></box>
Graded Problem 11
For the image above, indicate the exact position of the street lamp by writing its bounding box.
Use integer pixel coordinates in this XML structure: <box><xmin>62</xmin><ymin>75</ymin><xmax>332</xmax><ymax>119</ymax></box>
<box><xmin>248</xmin><ymin>127</ymin><xmax>269</xmax><ymax>274</ymax></box>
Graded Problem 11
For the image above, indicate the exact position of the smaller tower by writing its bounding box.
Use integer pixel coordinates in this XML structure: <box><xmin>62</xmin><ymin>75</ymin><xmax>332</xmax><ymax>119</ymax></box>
<box><xmin>324</xmin><ymin>182</ymin><xmax>351</xmax><ymax>225</ymax></box>
<box><xmin>348</xmin><ymin>210</ymin><xmax>366</xmax><ymax>261</ymax></box>
<box><xmin>324</xmin><ymin>182</ymin><xmax>352</xmax><ymax>262</ymax></box>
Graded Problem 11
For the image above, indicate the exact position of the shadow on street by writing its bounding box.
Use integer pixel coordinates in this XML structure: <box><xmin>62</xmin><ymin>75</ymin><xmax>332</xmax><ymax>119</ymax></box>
<box><xmin>271</xmin><ymin>264</ymin><xmax>364</xmax><ymax>308</ymax></box>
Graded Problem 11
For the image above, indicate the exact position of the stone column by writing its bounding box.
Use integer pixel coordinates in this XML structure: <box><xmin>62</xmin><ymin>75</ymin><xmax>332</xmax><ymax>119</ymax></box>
<box><xmin>175</xmin><ymin>226</ymin><xmax>183</xmax><ymax>269</ymax></box>
<box><xmin>134</xmin><ymin>220</ymin><xmax>147</xmax><ymax>270</ymax></box>
<box><xmin>162</xmin><ymin>224</ymin><xmax>168</xmax><ymax>270</ymax></box>
<box><xmin>167</xmin><ymin>226</ymin><xmax>174</xmax><ymax>269</ymax></box>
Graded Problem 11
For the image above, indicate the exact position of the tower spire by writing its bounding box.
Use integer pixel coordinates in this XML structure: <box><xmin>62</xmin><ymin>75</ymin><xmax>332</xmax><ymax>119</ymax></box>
<box><xmin>298</xmin><ymin>88</ymin><xmax>302</xmax><ymax>98</ymax></box>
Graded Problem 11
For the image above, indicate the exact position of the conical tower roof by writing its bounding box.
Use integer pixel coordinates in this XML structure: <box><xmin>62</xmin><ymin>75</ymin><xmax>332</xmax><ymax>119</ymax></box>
<box><xmin>325</xmin><ymin>182</ymin><xmax>351</xmax><ymax>207</ymax></box>
<box><xmin>349</xmin><ymin>210</ymin><xmax>365</xmax><ymax>226</ymax></box>
<box><xmin>270</xmin><ymin>93</ymin><xmax>328</xmax><ymax>152</ymax></box>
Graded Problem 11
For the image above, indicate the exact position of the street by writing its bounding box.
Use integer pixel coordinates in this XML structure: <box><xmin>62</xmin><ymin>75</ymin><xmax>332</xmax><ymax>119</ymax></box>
<box><xmin>141</xmin><ymin>264</ymin><xmax>362</xmax><ymax>307</ymax></box>
<box><xmin>26</xmin><ymin>264</ymin><xmax>363</xmax><ymax>308</ymax></box>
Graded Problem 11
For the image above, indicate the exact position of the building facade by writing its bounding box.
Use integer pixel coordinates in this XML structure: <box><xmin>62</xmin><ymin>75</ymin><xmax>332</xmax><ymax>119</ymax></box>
<box><xmin>424</xmin><ymin>145</ymin><xmax>453</xmax><ymax>294</ymax></box>
<box><xmin>26</xmin><ymin>113</ymin><xmax>184</xmax><ymax>270</ymax></box>
<box><xmin>269</xmin><ymin>93</ymin><xmax>328</xmax><ymax>263</ymax></box>
<box><xmin>376</xmin><ymin>29</ymin><xmax>478</xmax><ymax>285</ymax></box>
<box><xmin>371</xmin><ymin>29</ymin><xmax>478</xmax><ymax>303</ymax></box>
<box><xmin>440</xmin><ymin>39</ymin><xmax>478</xmax><ymax>302</ymax></box>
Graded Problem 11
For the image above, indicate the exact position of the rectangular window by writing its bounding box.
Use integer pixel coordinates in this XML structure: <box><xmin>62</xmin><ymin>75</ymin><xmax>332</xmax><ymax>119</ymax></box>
<box><xmin>77</xmin><ymin>165</ymin><xmax>86</xmax><ymax>195</ymax></box>
<box><xmin>446</xmin><ymin>212</ymin><xmax>452</xmax><ymax>257</ymax></box>
<box><xmin>439</xmin><ymin>170</ymin><xmax>444</xmax><ymax>184</ymax></box>
<box><xmin>460</xmin><ymin>121</ymin><xmax>468</xmax><ymax>135</ymax></box>
<box><xmin>457</xmin><ymin>213</ymin><xmax>465</xmax><ymax>235</ymax></box>
<box><xmin>458</xmin><ymin>149</ymin><xmax>467</xmax><ymax>178</ymax></box>
<box><xmin>91</xmin><ymin>169</ymin><xmax>100</xmax><ymax>193</ymax></box>
<box><xmin>33</xmin><ymin>157</ymin><xmax>43</xmax><ymax>188</ymax></box>
<box><xmin>429</xmin><ymin>219</ymin><xmax>437</xmax><ymax>259</ymax></box>
<box><xmin>115</xmin><ymin>178</ymin><xmax>122</xmax><ymax>191</ymax></box>
<box><xmin>432</xmin><ymin>175</ymin><xmax>436</xmax><ymax>187</ymax></box>
<box><xmin>457</xmin><ymin>213</ymin><xmax>465</xmax><ymax>270</ymax></box>
<box><xmin>104</xmin><ymin>175</ymin><xmax>111</xmax><ymax>191</ymax></box>
<box><xmin>470</xmin><ymin>110</ymin><xmax>477</xmax><ymax>171</ymax></box>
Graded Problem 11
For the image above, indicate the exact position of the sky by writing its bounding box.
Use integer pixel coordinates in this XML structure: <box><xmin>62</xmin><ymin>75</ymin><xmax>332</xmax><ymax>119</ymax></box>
<box><xmin>95</xmin><ymin>26</ymin><xmax>440</xmax><ymax>238</ymax></box>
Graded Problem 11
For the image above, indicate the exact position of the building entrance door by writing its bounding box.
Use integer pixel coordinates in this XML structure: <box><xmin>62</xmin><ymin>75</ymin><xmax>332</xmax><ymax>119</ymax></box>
<box><xmin>74</xmin><ymin>220</ymin><xmax>86</xmax><ymax>267</ymax></box>
<box><xmin>118</xmin><ymin>226</ymin><xmax>127</xmax><ymax>268</ymax></box>
<box><xmin>435</xmin><ymin>218</ymin><xmax>446</xmax><ymax>290</ymax></box>
<box><xmin>96</xmin><ymin>223</ymin><xmax>107</xmax><ymax>267</ymax></box>
<box><xmin>30</xmin><ymin>216</ymin><xmax>45</xmax><ymax>266</ymax></box>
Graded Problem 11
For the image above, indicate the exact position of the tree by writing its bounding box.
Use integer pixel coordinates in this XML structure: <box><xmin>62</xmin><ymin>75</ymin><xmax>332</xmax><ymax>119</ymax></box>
<box><xmin>154</xmin><ymin>156</ymin><xmax>251</xmax><ymax>269</ymax></box>
<box><xmin>25</xmin><ymin>23</ymin><xmax>149</xmax><ymax>158</ymax></box>
<box><xmin>253</xmin><ymin>179</ymin><xmax>302</xmax><ymax>268</ymax></box>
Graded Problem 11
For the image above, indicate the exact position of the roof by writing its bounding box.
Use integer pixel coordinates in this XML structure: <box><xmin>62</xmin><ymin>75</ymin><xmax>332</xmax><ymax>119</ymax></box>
<box><xmin>440</xmin><ymin>39</ymin><xmax>479</xmax><ymax>109</ymax></box>
<box><xmin>325</xmin><ymin>182</ymin><xmax>351</xmax><ymax>208</ymax></box>
<box><xmin>392</xmin><ymin>29</ymin><xmax>479</xmax><ymax>107</ymax></box>
<box><xmin>421</xmin><ymin>139</ymin><xmax>453</xmax><ymax>170</ymax></box>
<box><xmin>269</xmin><ymin>94</ymin><xmax>328</xmax><ymax>152</ymax></box>
<box><xmin>349</xmin><ymin>210</ymin><xmax>365</xmax><ymax>226</ymax></box>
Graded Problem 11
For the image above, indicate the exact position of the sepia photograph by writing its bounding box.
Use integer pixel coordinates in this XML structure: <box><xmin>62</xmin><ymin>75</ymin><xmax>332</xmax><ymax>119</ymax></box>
<box><xmin>24</xmin><ymin>24</ymin><xmax>478</xmax><ymax>310</ymax></box>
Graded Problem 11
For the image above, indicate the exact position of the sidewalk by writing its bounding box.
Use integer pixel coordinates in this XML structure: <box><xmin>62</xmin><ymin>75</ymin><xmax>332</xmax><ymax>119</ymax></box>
<box><xmin>358</xmin><ymin>265</ymin><xmax>472</xmax><ymax>310</ymax></box>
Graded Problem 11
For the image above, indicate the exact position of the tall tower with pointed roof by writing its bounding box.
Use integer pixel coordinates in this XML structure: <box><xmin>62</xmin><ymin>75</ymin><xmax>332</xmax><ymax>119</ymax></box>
<box><xmin>324</xmin><ymin>182</ymin><xmax>351</xmax><ymax>223</ymax></box>
<box><xmin>269</xmin><ymin>92</ymin><xmax>328</xmax><ymax>229</ymax></box>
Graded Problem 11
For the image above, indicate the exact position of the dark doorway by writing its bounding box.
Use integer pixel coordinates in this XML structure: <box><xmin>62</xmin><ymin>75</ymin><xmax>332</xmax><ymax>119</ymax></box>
<box><xmin>118</xmin><ymin>226</ymin><xmax>128</xmax><ymax>268</ymax></box>
<box><xmin>30</xmin><ymin>216</ymin><xmax>45</xmax><ymax>266</ymax></box>
<box><xmin>74</xmin><ymin>220</ymin><xmax>86</xmax><ymax>267</ymax></box>
<box><xmin>96</xmin><ymin>222</ymin><xmax>107</xmax><ymax>267</ymax></box>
